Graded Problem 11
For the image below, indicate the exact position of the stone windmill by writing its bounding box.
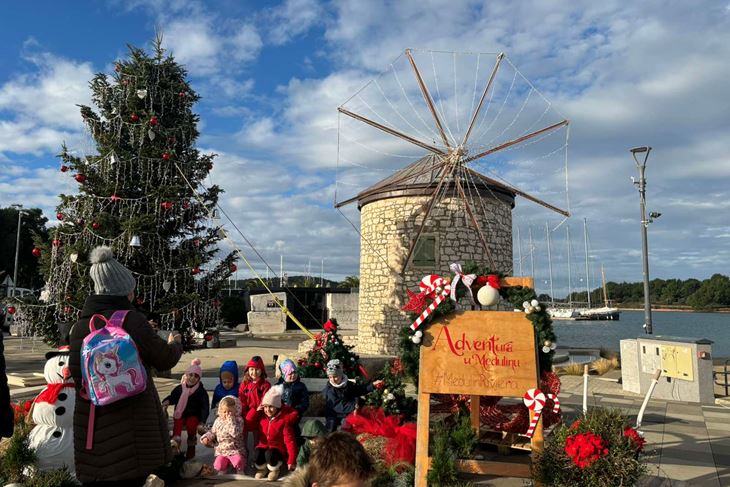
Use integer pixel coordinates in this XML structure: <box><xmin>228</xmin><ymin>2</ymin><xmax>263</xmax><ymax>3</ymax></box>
<box><xmin>335</xmin><ymin>49</ymin><xmax>570</xmax><ymax>354</ymax></box>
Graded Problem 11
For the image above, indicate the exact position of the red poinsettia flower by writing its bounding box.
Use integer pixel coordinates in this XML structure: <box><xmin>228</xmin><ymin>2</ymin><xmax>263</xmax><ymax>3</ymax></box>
<box><xmin>390</xmin><ymin>358</ymin><xmax>405</xmax><ymax>376</ymax></box>
<box><xmin>564</xmin><ymin>432</ymin><xmax>609</xmax><ymax>469</ymax></box>
<box><xmin>623</xmin><ymin>426</ymin><xmax>646</xmax><ymax>451</ymax></box>
<box><xmin>324</xmin><ymin>320</ymin><xmax>337</xmax><ymax>332</ymax></box>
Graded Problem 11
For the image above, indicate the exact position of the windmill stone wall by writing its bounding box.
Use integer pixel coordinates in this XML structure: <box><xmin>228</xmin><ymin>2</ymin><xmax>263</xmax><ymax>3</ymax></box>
<box><xmin>356</xmin><ymin>194</ymin><xmax>514</xmax><ymax>355</ymax></box>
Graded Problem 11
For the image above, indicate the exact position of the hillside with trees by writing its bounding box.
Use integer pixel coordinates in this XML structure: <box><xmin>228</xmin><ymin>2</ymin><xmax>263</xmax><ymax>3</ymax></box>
<box><xmin>567</xmin><ymin>274</ymin><xmax>730</xmax><ymax>311</ymax></box>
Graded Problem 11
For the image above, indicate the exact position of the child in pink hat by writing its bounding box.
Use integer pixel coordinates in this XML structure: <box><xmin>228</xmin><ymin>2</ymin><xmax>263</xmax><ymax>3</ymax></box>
<box><xmin>162</xmin><ymin>358</ymin><xmax>209</xmax><ymax>459</ymax></box>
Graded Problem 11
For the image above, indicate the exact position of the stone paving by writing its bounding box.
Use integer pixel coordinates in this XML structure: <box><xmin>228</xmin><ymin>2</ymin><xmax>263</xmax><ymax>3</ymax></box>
<box><xmin>5</xmin><ymin>333</ymin><xmax>730</xmax><ymax>486</ymax></box>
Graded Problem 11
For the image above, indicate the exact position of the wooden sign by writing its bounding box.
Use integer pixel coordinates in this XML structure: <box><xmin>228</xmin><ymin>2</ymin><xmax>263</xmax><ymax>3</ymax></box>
<box><xmin>414</xmin><ymin>299</ymin><xmax>542</xmax><ymax>486</ymax></box>
<box><xmin>419</xmin><ymin>311</ymin><xmax>538</xmax><ymax>397</ymax></box>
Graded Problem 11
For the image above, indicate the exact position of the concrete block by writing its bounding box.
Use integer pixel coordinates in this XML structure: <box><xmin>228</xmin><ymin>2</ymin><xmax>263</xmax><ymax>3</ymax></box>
<box><xmin>247</xmin><ymin>310</ymin><xmax>286</xmax><ymax>334</ymax></box>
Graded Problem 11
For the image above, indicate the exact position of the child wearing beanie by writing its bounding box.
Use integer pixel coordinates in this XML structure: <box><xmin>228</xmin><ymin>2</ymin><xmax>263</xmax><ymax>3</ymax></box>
<box><xmin>277</xmin><ymin>359</ymin><xmax>309</xmax><ymax>446</ymax></box>
<box><xmin>200</xmin><ymin>396</ymin><xmax>247</xmax><ymax>475</ymax></box>
<box><xmin>162</xmin><ymin>358</ymin><xmax>210</xmax><ymax>459</ymax></box>
<box><xmin>238</xmin><ymin>356</ymin><xmax>271</xmax><ymax>417</ymax></box>
<box><xmin>245</xmin><ymin>385</ymin><xmax>298</xmax><ymax>481</ymax></box>
<box><xmin>323</xmin><ymin>359</ymin><xmax>382</xmax><ymax>433</ymax></box>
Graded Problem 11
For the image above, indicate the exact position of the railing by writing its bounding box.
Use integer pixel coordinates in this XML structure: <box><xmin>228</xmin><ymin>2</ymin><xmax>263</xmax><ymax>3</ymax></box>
<box><xmin>714</xmin><ymin>360</ymin><xmax>730</xmax><ymax>397</ymax></box>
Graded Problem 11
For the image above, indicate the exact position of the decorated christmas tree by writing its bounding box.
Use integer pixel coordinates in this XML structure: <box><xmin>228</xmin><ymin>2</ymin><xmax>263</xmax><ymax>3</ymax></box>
<box><xmin>365</xmin><ymin>359</ymin><xmax>417</xmax><ymax>420</ymax></box>
<box><xmin>17</xmin><ymin>37</ymin><xmax>235</xmax><ymax>346</ymax></box>
<box><xmin>297</xmin><ymin>319</ymin><xmax>365</xmax><ymax>379</ymax></box>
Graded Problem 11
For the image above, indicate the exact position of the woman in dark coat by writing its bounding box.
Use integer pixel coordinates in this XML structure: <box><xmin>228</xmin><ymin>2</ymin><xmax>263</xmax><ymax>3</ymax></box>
<box><xmin>1</xmin><ymin>316</ymin><xmax>13</xmax><ymax>439</ymax></box>
<box><xmin>69</xmin><ymin>247</ymin><xmax>183</xmax><ymax>486</ymax></box>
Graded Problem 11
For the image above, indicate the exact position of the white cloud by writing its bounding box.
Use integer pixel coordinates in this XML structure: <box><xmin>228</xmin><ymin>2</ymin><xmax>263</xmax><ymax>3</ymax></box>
<box><xmin>230</xmin><ymin>24</ymin><xmax>263</xmax><ymax>62</ymax></box>
<box><xmin>0</xmin><ymin>52</ymin><xmax>93</xmax><ymax>156</ymax></box>
<box><xmin>164</xmin><ymin>18</ymin><xmax>222</xmax><ymax>75</ymax></box>
<box><xmin>267</xmin><ymin>0</ymin><xmax>326</xmax><ymax>45</ymax></box>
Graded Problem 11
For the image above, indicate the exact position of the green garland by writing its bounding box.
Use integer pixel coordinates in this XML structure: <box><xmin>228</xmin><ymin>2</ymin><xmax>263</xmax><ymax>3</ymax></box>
<box><xmin>400</xmin><ymin>262</ymin><xmax>557</xmax><ymax>386</ymax></box>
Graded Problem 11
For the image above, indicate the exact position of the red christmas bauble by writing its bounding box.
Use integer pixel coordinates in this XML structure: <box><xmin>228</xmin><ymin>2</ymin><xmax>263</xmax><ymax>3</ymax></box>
<box><xmin>192</xmin><ymin>266</ymin><xmax>201</xmax><ymax>275</ymax></box>
<box><xmin>182</xmin><ymin>202</ymin><xmax>190</xmax><ymax>209</ymax></box>
<box><xmin>74</xmin><ymin>174</ymin><xmax>87</xmax><ymax>184</ymax></box>
<box><xmin>160</xmin><ymin>201</ymin><xmax>173</xmax><ymax>210</ymax></box>
<box><xmin>56</xmin><ymin>212</ymin><xmax>64</xmax><ymax>220</ymax></box>
<box><xmin>7</xmin><ymin>306</ymin><xmax>16</xmax><ymax>315</ymax></box>
<box><xmin>179</xmin><ymin>91</ymin><xmax>187</xmax><ymax>98</ymax></box>
<box><xmin>52</xmin><ymin>239</ymin><xmax>61</xmax><ymax>248</ymax></box>
<box><xmin>92</xmin><ymin>222</ymin><xmax>100</xmax><ymax>230</ymax></box>
<box><xmin>110</xmin><ymin>193</ymin><xmax>120</xmax><ymax>201</ymax></box>
<box><xmin>149</xmin><ymin>116</ymin><xmax>158</xmax><ymax>126</ymax></box>
<box><xmin>162</xmin><ymin>152</ymin><xmax>171</xmax><ymax>161</ymax></box>
<box><xmin>63</xmin><ymin>306</ymin><xmax>72</xmax><ymax>314</ymax></box>
<box><xmin>130</xmin><ymin>113</ymin><xmax>139</xmax><ymax>122</ymax></box>
<box><xmin>32</xmin><ymin>247</ymin><xmax>41</xmax><ymax>257</ymax></box>
<box><xmin>314</xmin><ymin>362</ymin><xmax>321</xmax><ymax>368</ymax></box>
<box><xmin>229</xmin><ymin>264</ymin><xmax>237</xmax><ymax>272</ymax></box>
<box><xmin>60</xmin><ymin>165</ymin><xmax>69</xmax><ymax>173</ymax></box>
<box><xmin>207</xmin><ymin>163</ymin><xmax>213</xmax><ymax>171</ymax></box>
<box><xmin>204</xmin><ymin>334</ymin><xmax>213</xmax><ymax>342</ymax></box>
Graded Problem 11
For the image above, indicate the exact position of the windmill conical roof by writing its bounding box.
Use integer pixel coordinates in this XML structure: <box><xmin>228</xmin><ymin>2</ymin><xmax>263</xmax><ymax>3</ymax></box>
<box><xmin>336</xmin><ymin>154</ymin><xmax>516</xmax><ymax>209</ymax></box>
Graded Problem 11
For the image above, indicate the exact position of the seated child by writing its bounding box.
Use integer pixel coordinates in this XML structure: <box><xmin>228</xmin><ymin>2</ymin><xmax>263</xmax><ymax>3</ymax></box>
<box><xmin>162</xmin><ymin>358</ymin><xmax>210</xmax><ymax>459</ymax></box>
<box><xmin>238</xmin><ymin>356</ymin><xmax>271</xmax><ymax>419</ymax></box>
<box><xmin>245</xmin><ymin>385</ymin><xmax>298</xmax><ymax>481</ymax></box>
<box><xmin>296</xmin><ymin>419</ymin><xmax>326</xmax><ymax>467</ymax></box>
<box><xmin>278</xmin><ymin>359</ymin><xmax>309</xmax><ymax>420</ymax></box>
<box><xmin>200</xmin><ymin>396</ymin><xmax>246</xmax><ymax>474</ymax></box>
<box><xmin>212</xmin><ymin>360</ymin><xmax>240</xmax><ymax>409</ymax></box>
<box><xmin>322</xmin><ymin>359</ymin><xmax>382</xmax><ymax>433</ymax></box>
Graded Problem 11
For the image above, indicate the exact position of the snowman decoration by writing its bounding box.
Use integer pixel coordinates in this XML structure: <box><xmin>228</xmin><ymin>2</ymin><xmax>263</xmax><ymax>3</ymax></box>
<box><xmin>28</xmin><ymin>344</ymin><xmax>76</xmax><ymax>475</ymax></box>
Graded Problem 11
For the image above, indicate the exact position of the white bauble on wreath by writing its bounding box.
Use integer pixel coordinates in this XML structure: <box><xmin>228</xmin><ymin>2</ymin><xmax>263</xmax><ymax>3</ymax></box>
<box><xmin>477</xmin><ymin>285</ymin><xmax>500</xmax><ymax>307</ymax></box>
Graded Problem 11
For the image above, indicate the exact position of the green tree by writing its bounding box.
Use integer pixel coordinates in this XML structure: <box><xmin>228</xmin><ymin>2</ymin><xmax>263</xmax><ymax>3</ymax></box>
<box><xmin>19</xmin><ymin>39</ymin><xmax>235</xmax><ymax>345</ymax></box>
<box><xmin>339</xmin><ymin>275</ymin><xmax>360</xmax><ymax>288</ymax></box>
<box><xmin>0</xmin><ymin>207</ymin><xmax>48</xmax><ymax>292</ymax></box>
<box><xmin>687</xmin><ymin>274</ymin><xmax>730</xmax><ymax>310</ymax></box>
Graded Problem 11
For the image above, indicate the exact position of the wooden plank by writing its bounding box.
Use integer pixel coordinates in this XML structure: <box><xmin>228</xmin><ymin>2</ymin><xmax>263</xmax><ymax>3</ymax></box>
<box><xmin>455</xmin><ymin>458</ymin><xmax>531</xmax><ymax>478</ymax></box>
<box><xmin>502</xmin><ymin>276</ymin><xmax>534</xmax><ymax>289</ymax></box>
<box><xmin>414</xmin><ymin>391</ymin><xmax>431</xmax><ymax>487</ymax></box>
<box><xmin>470</xmin><ymin>395</ymin><xmax>480</xmax><ymax>432</ymax></box>
<box><xmin>419</xmin><ymin>311</ymin><xmax>538</xmax><ymax>397</ymax></box>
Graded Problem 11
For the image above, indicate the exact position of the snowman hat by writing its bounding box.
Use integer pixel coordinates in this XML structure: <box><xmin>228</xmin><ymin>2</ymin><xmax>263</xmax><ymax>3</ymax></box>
<box><xmin>45</xmin><ymin>322</ymin><xmax>72</xmax><ymax>359</ymax></box>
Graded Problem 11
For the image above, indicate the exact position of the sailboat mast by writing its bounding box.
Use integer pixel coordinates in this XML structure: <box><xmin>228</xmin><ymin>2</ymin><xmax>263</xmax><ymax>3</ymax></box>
<box><xmin>516</xmin><ymin>225</ymin><xmax>524</xmax><ymax>276</ymax></box>
<box><xmin>546</xmin><ymin>222</ymin><xmax>555</xmax><ymax>306</ymax></box>
<box><xmin>567</xmin><ymin>225</ymin><xmax>573</xmax><ymax>307</ymax></box>
<box><xmin>583</xmin><ymin>218</ymin><xmax>591</xmax><ymax>308</ymax></box>
<box><xmin>601</xmin><ymin>265</ymin><xmax>609</xmax><ymax>307</ymax></box>
<box><xmin>528</xmin><ymin>225</ymin><xmax>536</xmax><ymax>279</ymax></box>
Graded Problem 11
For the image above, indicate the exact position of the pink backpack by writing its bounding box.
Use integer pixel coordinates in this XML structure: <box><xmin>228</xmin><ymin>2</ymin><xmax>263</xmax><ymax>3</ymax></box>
<box><xmin>80</xmin><ymin>310</ymin><xmax>147</xmax><ymax>449</ymax></box>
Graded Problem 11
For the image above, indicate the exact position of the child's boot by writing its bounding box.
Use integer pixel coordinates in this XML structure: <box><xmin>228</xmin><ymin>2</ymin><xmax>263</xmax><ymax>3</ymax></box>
<box><xmin>267</xmin><ymin>462</ymin><xmax>281</xmax><ymax>481</ymax></box>
<box><xmin>254</xmin><ymin>464</ymin><xmax>268</xmax><ymax>479</ymax></box>
<box><xmin>186</xmin><ymin>436</ymin><xmax>197</xmax><ymax>460</ymax></box>
<box><xmin>171</xmin><ymin>436</ymin><xmax>182</xmax><ymax>454</ymax></box>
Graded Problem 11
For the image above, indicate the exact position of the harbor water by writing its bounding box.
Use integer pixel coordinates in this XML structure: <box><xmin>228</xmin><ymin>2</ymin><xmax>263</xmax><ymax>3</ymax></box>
<box><xmin>553</xmin><ymin>310</ymin><xmax>730</xmax><ymax>358</ymax></box>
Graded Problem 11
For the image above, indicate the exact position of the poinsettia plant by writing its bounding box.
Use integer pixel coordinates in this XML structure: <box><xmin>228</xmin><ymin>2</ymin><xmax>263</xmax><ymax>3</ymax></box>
<box><xmin>533</xmin><ymin>409</ymin><xmax>648</xmax><ymax>487</ymax></box>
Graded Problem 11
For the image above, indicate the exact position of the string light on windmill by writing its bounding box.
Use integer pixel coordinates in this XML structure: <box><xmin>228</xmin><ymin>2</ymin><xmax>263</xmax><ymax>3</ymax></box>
<box><xmin>335</xmin><ymin>49</ymin><xmax>572</xmax><ymax>278</ymax></box>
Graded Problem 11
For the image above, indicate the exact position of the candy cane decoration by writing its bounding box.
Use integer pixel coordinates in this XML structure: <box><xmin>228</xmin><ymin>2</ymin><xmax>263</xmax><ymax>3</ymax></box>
<box><xmin>523</xmin><ymin>388</ymin><xmax>546</xmax><ymax>438</ymax></box>
<box><xmin>410</xmin><ymin>276</ymin><xmax>451</xmax><ymax>331</ymax></box>
<box><xmin>547</xmin><ymin>393</ymin><xmax>561</xmax><ymax>414</ymax></box>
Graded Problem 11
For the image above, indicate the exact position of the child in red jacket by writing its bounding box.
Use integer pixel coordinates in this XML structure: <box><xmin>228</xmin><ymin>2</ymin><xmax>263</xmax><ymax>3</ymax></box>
<box><xmin>245</xmin><ymin>385</ymin><xmax>298</xmax><ymax>481</ymax></box>
<box><xmin>238</xmin><ymin>356</ymin><xmax>271</xmax><ymax>419</ymax></box>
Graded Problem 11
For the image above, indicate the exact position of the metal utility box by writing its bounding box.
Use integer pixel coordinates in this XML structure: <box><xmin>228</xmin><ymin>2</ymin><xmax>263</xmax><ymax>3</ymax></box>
<box><xmin>621</xmin><ymin>336</ymin><xmax>714</xmax><ymax>404</ymax></box>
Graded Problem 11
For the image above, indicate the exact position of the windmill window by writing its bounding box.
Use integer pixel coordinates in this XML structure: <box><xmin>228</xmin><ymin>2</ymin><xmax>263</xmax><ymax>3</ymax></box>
<box><xmin>412</xmin><ymin>235</ymin><xmax>437</xmax><ymax>267</ymax></box>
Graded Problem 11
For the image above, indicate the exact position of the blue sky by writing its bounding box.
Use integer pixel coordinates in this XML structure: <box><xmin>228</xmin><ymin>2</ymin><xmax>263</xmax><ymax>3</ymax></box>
<box><xmin>1</xmin><ymin>0</ymin><xmax>729</xmax><ymax>296</ymax></box>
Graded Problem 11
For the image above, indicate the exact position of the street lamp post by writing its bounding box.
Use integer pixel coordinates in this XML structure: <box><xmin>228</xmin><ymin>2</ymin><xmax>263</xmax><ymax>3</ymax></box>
<box><xmin>10</xmin><ymin>204</ymin><xmax>25</xmax><ymax>298</ymax></box>
<box><xmin>630</xmin><ymin>147</ymin><xmax>654</xmax><ymax>334</ymax></box>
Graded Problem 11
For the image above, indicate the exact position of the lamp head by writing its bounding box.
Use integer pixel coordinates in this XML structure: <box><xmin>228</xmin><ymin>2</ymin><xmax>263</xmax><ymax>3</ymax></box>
<box><xmin>630</xmin><ymin>146</ymin><xmax>651</xmax><ymax>154</ymax></box>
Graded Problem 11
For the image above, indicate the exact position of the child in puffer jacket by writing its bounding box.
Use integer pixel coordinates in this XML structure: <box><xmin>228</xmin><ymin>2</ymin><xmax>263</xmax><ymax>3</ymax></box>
<box><xmin>245</xmin><ymin>385</ymin><xmax>298</xmax><ymax>481</ymax></box>
<box><xmin>200</xmin><ymin>396</ymin><xmax>246</xmax><ymax>474</ymax></box>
